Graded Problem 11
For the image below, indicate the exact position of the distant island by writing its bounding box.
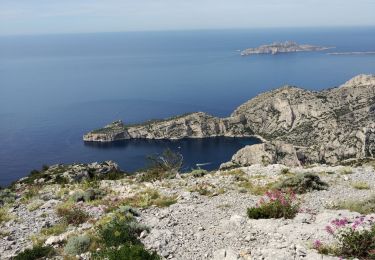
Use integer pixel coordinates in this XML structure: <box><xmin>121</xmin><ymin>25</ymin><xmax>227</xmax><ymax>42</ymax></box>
<box><xmin>327</xmin><ymin>51</ymin><xmax>375</xmax><ymax>55</ymax></box>
<box><xmin>240</xmin><ymin>41</ymin><xmax>333</xmax><ymax>56</ymax></box>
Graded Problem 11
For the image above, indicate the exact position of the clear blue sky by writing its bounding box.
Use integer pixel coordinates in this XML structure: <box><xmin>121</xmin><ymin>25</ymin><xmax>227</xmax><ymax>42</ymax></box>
<box><xmin>1</xmin><ymin>0</ymin><xmax>375</xmax><ymax>35</ymax></box>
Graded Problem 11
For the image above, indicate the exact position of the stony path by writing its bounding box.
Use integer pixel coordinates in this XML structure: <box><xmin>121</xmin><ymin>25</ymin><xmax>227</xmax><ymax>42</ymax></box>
<box><xmin>139</xmin><ymin>190</ymin><xmax>354</xmax><ymax>260</ymax></box>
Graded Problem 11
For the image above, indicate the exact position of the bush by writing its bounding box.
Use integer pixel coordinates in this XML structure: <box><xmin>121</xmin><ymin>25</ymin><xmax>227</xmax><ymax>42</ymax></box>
<box><xmin>314</xmin><ymin>216</ymin><xmax>375</xmax><ymax>258</ymax></box>
<box><xmin>95</xmin><ymin>215</ymin><xmax>159</xmax><ymax>260</ymax></box>
<box><xmin>93</xmin><ymin>244</ymin><xmax>161</xmax><ymax>260</ymax></box>
<box><xmin>13</xmin><ymin>245</ymin><xmax>55</xmax><ymax>260</ymax></box>
<box><xmin>71</xmin><ymin>188</ymin><xmax>105</xmax><ymax>202</ymax></box>
<box><xmin>0</xmin><ymin>188</ymin><xmax>17</xmax><ymax>206</ymax></box>
<box><xmin>56</xmin><ymin>206</ymin><xmax>89</xmax><ymax>226</ymax></box>
<box><xmin>40</xmin><ymin>222</ymin><xmax>68</xmax><ymax>236</ymax></box>
<box><xmin>98</xmin><ymin>217</ymin><xmax>147</xmax><ymax>247</ymax></box>
<box><xmin>64</xmin><ymin>235</ymin><xmax>91</xmax><ymax>255</ymax></box>
<box><xmin>190</xmin><ymin>169</ymin><xmax>208</xmax><ymax>178</ymax></box>
<box><xmin>276</xmin><ymin>173</ymin><xmax>328</xmax><ymax>194</ymax></box>
<box><xmin>0</xmin><ymin>207</ymin><xmax>11</xmax><ymax>224</ymax></box>
<box><xmin>116</xmin><ymin>205</ymin><xmax>140</xmax><ymax>217</ymax></box>
<box><xmin>95</xmin><ymin>171</ymin><xmax>125</xmax><ymax>181</ymax></box>
<box><xmin>139</xmin><ymin>149</ymin><xmax>183</xmax><ymax>182</ymax></box>
<box><xmin>21</xmin><ymin>168</ymin><xmax>52</xmax><ymax>185</ymax></box>
<box><xmin>247</xmin><ymin>190</ymin><xmax>299</xmax><ymax>219</ymax></box>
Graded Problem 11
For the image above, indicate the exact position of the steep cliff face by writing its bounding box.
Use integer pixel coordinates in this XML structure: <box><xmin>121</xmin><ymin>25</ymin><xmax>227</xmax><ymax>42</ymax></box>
<box><xmin>84</xmin><ymin>75</ymin><xmax>375</xmax><ymax>164</ymax></box>
<box><xmin>231</xmin><ymin>74</ymin><xmax>375</xmax><ymax>163</ymax></box>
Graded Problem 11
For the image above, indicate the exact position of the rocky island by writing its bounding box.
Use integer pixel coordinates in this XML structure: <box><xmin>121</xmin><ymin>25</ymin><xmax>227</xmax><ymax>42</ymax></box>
<box><xmin>240</xmin><ymin>41</ymin><xmax>332</xmax><ymax>56</ymax></box>
<box><xmin>84</xmin><ymin>74</ymin><xmax>375</xmax><ymax>166</ymax></box>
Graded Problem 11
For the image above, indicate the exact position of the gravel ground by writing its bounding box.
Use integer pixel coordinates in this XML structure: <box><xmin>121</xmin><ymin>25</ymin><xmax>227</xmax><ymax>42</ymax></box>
<box><xmin>1</xmin><ymin>163</ymin><xmax>374</xmax><ymax>259</ymax></box>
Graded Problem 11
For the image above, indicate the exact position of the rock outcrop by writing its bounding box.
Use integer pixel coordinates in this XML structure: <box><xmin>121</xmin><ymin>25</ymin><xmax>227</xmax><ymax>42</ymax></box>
<box><xmin>221</xmin><ymin>141</ymin><xmax>301</xmax><ymax>169</ymax></box>
<box><xmin>84</xmin><ymin>75</ymin><xmax>375</xmax><ymax>165</ymax></box>
<box><xmin>240</xmin><ymin>41</ymin><xmax>332</xmax><ymax>56</ymax></box>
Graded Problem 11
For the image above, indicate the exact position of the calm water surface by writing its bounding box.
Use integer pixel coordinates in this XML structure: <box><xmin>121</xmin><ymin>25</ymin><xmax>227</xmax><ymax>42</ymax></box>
<box><xmin>1</xmin><ymin>27</ymin><xmax>375</xmax><ymax>185</ymax></box>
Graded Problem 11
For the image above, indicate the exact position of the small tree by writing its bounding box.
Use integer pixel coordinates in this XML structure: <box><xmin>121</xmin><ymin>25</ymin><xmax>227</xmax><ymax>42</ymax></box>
<box><xmin>147</xmin><ymin>148</ymin><xmax>183</xmax><ymax>173</ymax></box>
<box><xmin>139</xmin><ymin>149</ymin><xmax>183</xmax><ymax>182</ymax></box>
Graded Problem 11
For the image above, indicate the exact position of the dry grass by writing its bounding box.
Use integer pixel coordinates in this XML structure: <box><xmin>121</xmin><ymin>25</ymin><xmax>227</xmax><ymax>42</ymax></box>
<box><xmin>351</xmin><ymin>181</ymin><xmax>370</xmax><ymax>190</ymax></box>
<box><xmin>331</xmin><ymin>195</ymin><xmax>375</xmax><ymax>214</ymax></box>
<box><xmin>0</xmin><ymin>207</ymin><xmax>12</xmax><ymax>224</ymax></box>
<box><xmin>121</xmin><ymin>188</ymin><xmax>177</xmax><ymax>208</ymax></box>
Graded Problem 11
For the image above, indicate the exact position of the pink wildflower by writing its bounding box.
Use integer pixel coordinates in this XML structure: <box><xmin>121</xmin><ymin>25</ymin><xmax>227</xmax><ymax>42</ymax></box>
<box><xmin>325</xmin><ymin>225</ymin><xmax>334</xmax><ymax>235</ymax></box>
<box><xmin>331</xmin><ymin>218</ymin><xmax>348</xmax><ymax>228</ymax></box>
<box><xmin>313</xmin><ymin>240</ymin><xmax>322</xmax><ymax>249</ymax></box>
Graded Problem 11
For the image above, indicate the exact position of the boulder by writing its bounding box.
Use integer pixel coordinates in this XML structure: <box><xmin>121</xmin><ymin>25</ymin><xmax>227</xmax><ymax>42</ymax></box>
<box><xmin>227</xmin><ymin>141</ymin><xmax>301</xmax><ymax>167</ymax></box>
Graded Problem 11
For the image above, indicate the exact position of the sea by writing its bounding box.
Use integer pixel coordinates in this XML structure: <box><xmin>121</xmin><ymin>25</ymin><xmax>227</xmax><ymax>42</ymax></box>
<box><xmin>1</xmin><ymin>27</ymin><xmax>375</xmax><ymax>186</ymax></box>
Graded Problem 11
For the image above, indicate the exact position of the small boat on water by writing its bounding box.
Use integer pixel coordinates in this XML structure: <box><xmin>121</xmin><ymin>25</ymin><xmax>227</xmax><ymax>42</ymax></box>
<box><xmin>196</xmin><ymin>162</ymin><xmax>212</xmax><ymax>167</ymax></box>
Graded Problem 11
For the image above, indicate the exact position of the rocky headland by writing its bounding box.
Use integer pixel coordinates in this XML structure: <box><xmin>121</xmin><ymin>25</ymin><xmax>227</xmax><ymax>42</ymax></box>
<box><xmin>240</xmin><ymin>41</ymin><xmax>332</xmax><ymax>56</ymax></box>
<box><xmin>84</xmin><ymin>74</ymin><xmax>375</xmax><ymax>166</ymax></box>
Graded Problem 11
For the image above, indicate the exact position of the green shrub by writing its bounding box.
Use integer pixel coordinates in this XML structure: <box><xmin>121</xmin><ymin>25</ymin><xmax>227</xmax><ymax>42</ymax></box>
<box><xmin>56</xmin><ymin>206</ymin><xmax>89</xmax><ymax>226</ymax></box>
<box><xmin>21</xmin><ymin>168</ymin><xmax>52</xmax><ymax>185</ymax></box>
<box><xmin>339</xmin><ymin>225</ymin><xmax>375</xmax><ymax>257</ymax></box>
<box><xmin>93</xmin><ymin>244</ymin><xmax>160</xmax><ymax>260</ymax></box>
<box><xmin>95</xmin><ymin>171</ymin><xmax>125</xmax><ymax>181</ymax></box>
<box><xmin>116</xmin><ymin>205</ymin><xmax>140</xmax><ymax>217</ymax></box>
<box><xmin>0</xmin><ymin>207</ymin><xmax>11</xmax><ymax>224</ymax></box>
<box><xmin>314</xmin><ymin>216</ymin><xmax>375</xmax><ymax>259</ymax></box>
<box><xmin>40</xmin><ymin>222</ymin><xmax>68</xmax><ymax>236</ymax></box>
<box><xmin>190</xmin><ymin>169</ymin><xmax>208</xmax><ymax>178</ymax></box>
<box><xmin>13</xmin><ymin>245</ymin><xmax>55</xmax><ymax>260</ymax></box>
<box><xmin>54</xmin><ymin>174</ymin><xmax>69</xmax><ymax>184</ymax></box>
<box><xmin>276</xmin><ymin>173</ymin><xmax>328</xmax><ymax>194</ymax></box>
<box><xmin>98</xmin><ymin>217</ymin><xmax>147</xmax><ymax>247</ymax></box>
<box><xmin>22</xmin><ymin>186</ymin><xmax>40</xmax><ymax>201</ymax></box>
<box><xmin>0</xmin><ymin>188</ymin><xmax>17</xmax><ymax>205</ymax></box>
<box><xmin>71</xmin><ymin>188</ymin><xmax>105</xmax><ymax>202</ymax></box>
<box><xmin>247</xmin><ymin>190</ymin><xmax>299</xmax><ymax>219</ymax></box>
<box><xmin>64</xmin><ymin>235</ymin><xmax>91</xmax><ymax>255</ymax></box>
<box><xmin>137</xmin><ymin>169</ymin><xmax>175</xmax><ymax>183</ymax></box>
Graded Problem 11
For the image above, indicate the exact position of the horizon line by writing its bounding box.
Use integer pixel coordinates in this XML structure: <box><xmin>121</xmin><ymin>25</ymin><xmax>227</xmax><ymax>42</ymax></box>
<box><xmin>1</xmin><ymin>25</ymin><xmax>375</xmax><ymax>37</ymax></box>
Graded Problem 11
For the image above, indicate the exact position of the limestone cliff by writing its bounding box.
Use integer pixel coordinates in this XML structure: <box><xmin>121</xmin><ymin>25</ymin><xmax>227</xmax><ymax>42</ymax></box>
<box><xmin>84</xmin><ymin>74</ymin><xmax>375</xmax><ymax>164</ymax></box>
<box><xmin>83</xmin><ymin>112</ymin><xmax>252</xmax><ymax>142</ymax></box>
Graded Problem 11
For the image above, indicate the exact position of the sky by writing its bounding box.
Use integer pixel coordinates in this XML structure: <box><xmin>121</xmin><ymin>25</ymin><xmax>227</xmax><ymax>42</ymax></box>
<box><xmin>0</xmin><ymin>0</ymin><xmax>375</xmax><ymax>35</ymax></box>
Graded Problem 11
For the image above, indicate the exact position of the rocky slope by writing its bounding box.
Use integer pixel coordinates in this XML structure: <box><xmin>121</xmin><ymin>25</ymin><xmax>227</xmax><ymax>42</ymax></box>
<box><xmin>240</xmin><ymin>41</ymin><xmax>332</xmax><ymax>56</ymax></box>
<box><xmin>84</xmin><ymin>74</ymin><xmax>375</xmax><ymax>165</ymax></box>
<box><xmin>2</xmin><ymin>160</ymin><xmax>375</xmax><ymax>259</ymax></box>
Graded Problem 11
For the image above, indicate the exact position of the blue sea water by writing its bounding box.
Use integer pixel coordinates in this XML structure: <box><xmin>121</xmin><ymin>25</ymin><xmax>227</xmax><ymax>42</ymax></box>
<box><xmin>1</xmin><ymin>27</ymin><xmax>375</xmax><ymax>186</ymax></box>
